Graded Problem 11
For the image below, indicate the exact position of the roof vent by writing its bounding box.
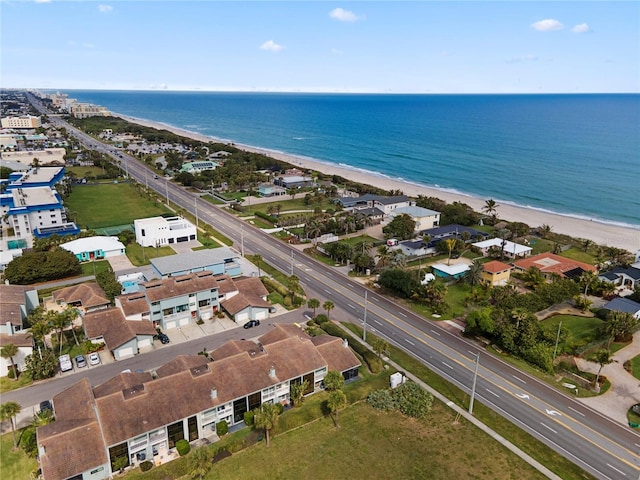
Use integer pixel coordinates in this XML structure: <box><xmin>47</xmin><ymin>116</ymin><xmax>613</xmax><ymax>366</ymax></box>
<box><xmin>342</xmin><ymin>338</ymin><xmax>349</xmax><ymax>348</ymax></box>
<box><xmin>269</xmin><ymin>366</ymin><xmax>276</xmax><ymax>378</ymax></box>
<box><xmin>211</xmin><ymin>388</ymin><xmax>217</xmax><ymax>399</ymax></box>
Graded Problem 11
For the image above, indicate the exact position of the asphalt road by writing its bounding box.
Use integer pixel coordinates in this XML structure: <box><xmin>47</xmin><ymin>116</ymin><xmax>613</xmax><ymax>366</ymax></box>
<box><xmin>26</xmin><ymin>96</ymin><xmax>640</xmax><ymax>479</ymax></box>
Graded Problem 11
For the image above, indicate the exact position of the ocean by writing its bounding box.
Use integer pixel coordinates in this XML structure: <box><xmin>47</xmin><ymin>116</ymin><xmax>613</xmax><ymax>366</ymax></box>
<box><xmin>61</xmin><ymin>91</ymin><xmax>640</xmax><ymax>228</ymax></box>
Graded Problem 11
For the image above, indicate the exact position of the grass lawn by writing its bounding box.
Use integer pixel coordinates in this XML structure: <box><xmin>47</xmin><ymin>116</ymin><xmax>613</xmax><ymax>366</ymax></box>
<box><xmin>527</xmin><ymin>237</ymin><xmax>555</xmax><ymax>255</ymax></box>
<box><xmin>0</xmin><ymin>372</ymin><xmax>33</xmax><ymax>393</ymax></box>
<box><xmin>630</xmin><ymin>355</ymin><xmax>640</xmax><ymax>381</ymax></box>
<box><xmin>542</xmin><ymin>315</ymin><xmax>604</xmax><ymax>354</ymax></box>
<box><xmin>248</xmin><ymin>196</ymin><xmax>333</xmax><ymax>215</ymax></box>
<box><xmin>559</xmin><ymin>248</ymin><xmax>596</xmax><ymax>265</ymax></box>
<box><xmin>126</xmin><ymin>243</ymin><xmax>176</xmax><ymax>266</ymax></box>
<box><xmin>66</xmin><ymin>183</ymin><xmax>170</xmax><ymax>229</ymax></box>
<box><xmin>79</xmin><ymin>259</ymin><xmax>112</xmax><ymax>277</ymax></box>
<box><xmin>0</xmin><ymin>432</ymin><xmax>38</xmax><ymax>480</ymax></box>
<box><xmin>67</xmin><ymin>165</ymin><xmax>109</xmax><ymax>178</ymax></box>
<box><xmin>201</xmin><ymin>194</ymin><xmax>226</xmax><ymax>205</ymax></box>
<box><xmin>410</xmin><ymin>283</ymin><xmax>471</xmax><ymax>320</ymax></box>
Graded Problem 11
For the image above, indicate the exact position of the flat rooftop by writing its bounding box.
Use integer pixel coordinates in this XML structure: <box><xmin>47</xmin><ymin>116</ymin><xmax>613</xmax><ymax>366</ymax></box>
<box><xmin>11</xmin><ymin>186</ymin><xmax>59</xmax><ymax>207</ymax></box>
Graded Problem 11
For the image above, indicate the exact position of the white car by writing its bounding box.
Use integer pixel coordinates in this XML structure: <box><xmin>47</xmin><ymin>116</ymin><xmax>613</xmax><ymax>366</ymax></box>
<box><xmin>89</xmin><ymin>352</ymin><xmax>101</xmax><ymax>366</ymax></box>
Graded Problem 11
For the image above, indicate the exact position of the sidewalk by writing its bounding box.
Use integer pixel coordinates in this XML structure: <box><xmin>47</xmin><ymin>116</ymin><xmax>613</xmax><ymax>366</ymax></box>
<box><xmin>575</xmin><ymin>329</ymin><xmax>640</xmax><ymax>425</ymax></box>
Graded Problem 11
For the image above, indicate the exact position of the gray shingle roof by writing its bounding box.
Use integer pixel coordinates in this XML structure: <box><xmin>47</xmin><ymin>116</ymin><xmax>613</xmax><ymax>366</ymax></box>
<box><xmin>151</xmin><ymin>248</ymin><xmax>238</xmax><ymax>276</ymax></box>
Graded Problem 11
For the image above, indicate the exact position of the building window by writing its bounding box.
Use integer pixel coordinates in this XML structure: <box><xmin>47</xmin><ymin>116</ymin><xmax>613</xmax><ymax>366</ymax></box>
<box><xmin>163</xmin><ymin>307</ymin><xmax>174</xmax><ymax>316</ymax></box>
<box><xmin>198</xmin><ymin>299</ymin><xmax>210</xmax><ymax>307</ymax></box>
<box><xmin>167</xmin><ymin>421</ymin><xmax>184</xmax><ymax>448</ymax></box>
<box><xmin>108</xmin><ymin>442</ymin><xmax>130</xmax><ymax>471</ymax></box>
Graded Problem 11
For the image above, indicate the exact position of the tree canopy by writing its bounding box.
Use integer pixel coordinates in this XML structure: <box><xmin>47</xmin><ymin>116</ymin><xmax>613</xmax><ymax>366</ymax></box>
<box><xmin>4</xmin><ymin>247</ymin><xmax>80</xmax><ymax>284</ymax></box>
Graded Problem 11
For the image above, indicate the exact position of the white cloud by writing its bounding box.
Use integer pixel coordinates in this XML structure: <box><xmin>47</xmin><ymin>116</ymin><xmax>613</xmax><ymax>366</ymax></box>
<box><xmin>572</xmin><ymin>23</ymin><xmax>590</xmax><ymax>34</ymax></box>
<box><xmin>34</xmin><ymin>0</ymin><xmax>52</xmax><ymax>3</ymax></box>
<box><xmin>531</xmin><ymin>19</ymin><xmax>564</xmax><ymax>31</ymax></box>
<box><xmin>506</xmin><ymin>54</ymin><xmax>539</xmax><ymax>64</ymax></box>
<box><xmin>329</xmin><ymin>8</ymin><xmax>362</xmax><ymax>23</ymax></box>
<box><xmin>98</xmin><ymin>5</ymin><xmax>113</xmax><ymax>14</ymax></box>
<box><xmin>259</xmin><ymin>40</ymin><xmax>284</xmax><ymax>53</ymax></box>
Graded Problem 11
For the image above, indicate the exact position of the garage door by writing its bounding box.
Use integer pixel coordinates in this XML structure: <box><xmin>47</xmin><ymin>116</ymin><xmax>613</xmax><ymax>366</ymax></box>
<box><xmin>165</xmin><ymin>321</ymin><xmax>176</xmax><ymax>330</ymax></box>
<box><xmin>117</xmin><ymin>347</ymin><xmax>135</xmax><ymax>359</ymax></box>
<box><xmin>138</xmin><ymin>338</ymin><xmax>152</xmax><ymax>348</ymax></box>
<box><xmin>179</xmin><ymin>317</ymin><xmax>190</xmax><ymax>326</ymax></box>
<box><xmin>255</xmin><ymin>310</ymin><xmax>267</xmax><ymax>320</ymax></box>
<box><xmin>236</xmin><ymin>312</ymin><xmax>249</xmax><ymax>322</ymax></box>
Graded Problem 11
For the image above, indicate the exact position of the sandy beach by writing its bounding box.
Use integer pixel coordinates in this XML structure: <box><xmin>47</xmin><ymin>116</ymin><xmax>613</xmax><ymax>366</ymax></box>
<box><xmin>118</xmin><ymin>114</ymin><xmax>640</xmax><ymax>253</ymax></box>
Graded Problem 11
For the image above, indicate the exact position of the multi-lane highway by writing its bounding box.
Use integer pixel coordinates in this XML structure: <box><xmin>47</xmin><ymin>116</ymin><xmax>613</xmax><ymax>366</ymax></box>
<box><xmin>27</xmin><ymin>95</ymin><xmax>640</xmax><ymax>479</ymax></box>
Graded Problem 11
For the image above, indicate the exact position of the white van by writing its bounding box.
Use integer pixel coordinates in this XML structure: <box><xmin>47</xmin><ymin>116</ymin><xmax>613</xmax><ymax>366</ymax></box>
<box><xmin>59</xmin><ymin>354</ymin><xmax>72</xmax><ymax>372</ymax></box>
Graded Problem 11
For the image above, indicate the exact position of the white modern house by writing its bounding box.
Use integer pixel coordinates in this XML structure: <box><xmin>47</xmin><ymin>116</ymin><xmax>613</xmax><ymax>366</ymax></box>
<box><xmin>472</xmin><ymin>238</ymin><xmax>532</xmax><ymax>259</ymax></box>
<box><xmin>134</xmin><ymin>216</ymin><xmax>197</xmax><ymax>247</ymax></box>
<box><xmin>388</xmin><ymin>205</ymin><xmax>440</xmax><ymax>231</ymax></box>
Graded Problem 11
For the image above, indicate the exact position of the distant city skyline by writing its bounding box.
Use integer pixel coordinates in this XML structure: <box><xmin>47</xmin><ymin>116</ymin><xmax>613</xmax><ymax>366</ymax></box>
<box><xmin>2</xmin><ymin>1</ymin><xmax>638</xmax><ymax>93</ymax></box>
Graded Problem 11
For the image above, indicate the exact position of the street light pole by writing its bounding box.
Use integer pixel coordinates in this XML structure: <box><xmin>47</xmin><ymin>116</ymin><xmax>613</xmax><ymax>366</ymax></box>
<box><xmin>553</xmin><ymin>320</ymin><xmax>563</xmax><ymax>359</ymax></box>
<box><xmin>362</xmin><ymin>290</ymin><xmax>368</xmax><ymax>341</ymax></box>
<box><xmin>241</xmin><ymin>224</ymin><xmax>245</xmax><ymax>257</ymax></box>
<box><xmin>290</xmin><ymin>250</ymin><xmax>294</xmax><ymax>275</ymax></box>
<box><xmin>194</xmin><ymin>197</ymin><xmax>199</xmax><ymax>228</ymax></box>
<box><xmin>469</xmin><ymin>353</ymin><xmax>480</xmax><ymax>415</ymax></box>
<box><xmin>165</xmin><ymin>178</ymin><xmax>169</xmax><ymax>206</ymax></box>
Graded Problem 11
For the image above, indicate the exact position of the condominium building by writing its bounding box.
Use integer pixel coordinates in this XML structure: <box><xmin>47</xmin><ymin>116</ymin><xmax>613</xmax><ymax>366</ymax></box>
<box><xmin>0</xmin><ymin>115</ymin><xmax>41</xmax><ymax>129</ymax></box>
<box><xmin>69</xmin><ymin>103</ymin><xmax>110</xmax><ymax>118</ymax></box>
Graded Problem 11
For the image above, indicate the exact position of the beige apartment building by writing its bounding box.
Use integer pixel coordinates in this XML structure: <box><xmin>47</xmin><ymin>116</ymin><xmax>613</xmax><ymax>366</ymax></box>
<box><xmin>1</xmin><ymin>115</ymin><xmax>41</xmax><ymax>129</ymax></box>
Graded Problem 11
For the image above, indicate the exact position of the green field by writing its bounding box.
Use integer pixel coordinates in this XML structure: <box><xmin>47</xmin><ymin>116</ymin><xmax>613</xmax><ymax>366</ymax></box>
<box><xmin>0</xmin><ymin>431</ymin><xmax>38</xmax><ymax>480</ymax></box>
<box><xmin>126</xmin><ymin>243</ymin><xmax>176</xmax><ymax>266</ymax></box>
<box><xmin>542</xmin><ymin>315</ymin><xmax>604</xmax><ymax>354</ymax></box>
<box><xmin>66</xmin><ymin>166</ymin><xmax>109</xmax><ymax>179</ymax></box>
<box><xmin>66</xmin><ymin>183</ymin><xmax>170</xmax><ymax>229</ymax></box>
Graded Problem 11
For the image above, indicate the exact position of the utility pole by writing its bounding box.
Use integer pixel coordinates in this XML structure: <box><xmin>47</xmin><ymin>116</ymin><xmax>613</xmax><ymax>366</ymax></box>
<box><xmin>469</xmin><ymin>353</ymin><xmax>480</xmax><ymax>415</ymax></box>
<box><xmin>165</xmin><ymin>178</ymin><xmax>169</xmax><ymax>206</ymax></box>
<box><xmin>553</xmin><ymin>320</ymin><xmax>563</xmax><ymax>359</ymax></box>
<box><xmin>240</xmin><ymin>224</ymin><xmax>245</xmax><ymax>257</ymax></box>
<box><xmin>362</xmin><ymin>290</ymin><xmax>368</xmax><ymax>341</ymax></box>
<box><xmin>194</xmin><ymin>197</ymin><xmax>199</xmax><ymax>228</ymax></box>
<box><xmin>290</xmin><ymin>250</ymin><xmax>294</xmax><ymax>275</ymax></box>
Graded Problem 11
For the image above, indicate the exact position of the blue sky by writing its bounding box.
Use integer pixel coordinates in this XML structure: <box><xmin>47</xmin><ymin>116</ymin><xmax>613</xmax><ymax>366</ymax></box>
<box><xmin>2</xmin><ymin>1</ymin><xmax>638</xmax><ymax>93</ymax></box>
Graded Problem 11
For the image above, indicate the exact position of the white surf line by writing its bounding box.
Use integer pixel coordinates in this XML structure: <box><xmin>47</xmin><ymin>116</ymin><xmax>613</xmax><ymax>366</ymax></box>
<box><xmin>404</xmin><ymin>338</ymin><xmax>415</xmax><ymax>346</ymax></box>
<box><xmin>430</xmin><ymin>329</ymin><xmax>441</xmax><ymax>336</ymax></box>
<box><xmin>606</xmin><ymin>463</ymin><xmax>626</xmax><ymax>476</ymax></box>
<box><xmin>540</xmin><ymin>423</ymin><xmax>557</xmax><ymax>434</ymax></box>
<box><xmin>485</xmin><ymin>388</ymin><xmax>500</xmax><ymax>398</ymax></box>
<box><xmin>512</xmin><ymin>375</ymin><xmax>527</xmax><ymax>384</ymax></box>
<box><xmin>442</xmin><ymin>361</ymin><xmax>454</xmax><ymax>370</ymax></box>
<box><xmin>568</xmin><ymin>406</ymin><xmax>585</xmax><ymax>417</ymax></box>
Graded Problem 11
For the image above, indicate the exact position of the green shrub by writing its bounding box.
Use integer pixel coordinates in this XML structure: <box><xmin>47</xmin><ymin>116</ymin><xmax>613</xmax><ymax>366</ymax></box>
<box><xmin>7</xmin><ymin>369</ymin><xmax>15</xmax><ymax>379</ymax></box>
<box><xmin>244</xmin><ymin>410</ymin><xmax>255</xmax><ymax>426</ymax></box>
<box><xmin>367</xmin><ymin>389</ymin><xmax>395</xmax><ymax>411</ymax></box>
<box><xmin>175</xmin><ymin>439</ymin><xmax>190</xmax><ymax>456</ymax></box>
<box><xmin>216</xmin><ymin>420</ymin><xmax>228</xmax><ymax>436</ymax></box>
<box><xmin>315</xmin><ymin>314</ymin><xmax>329</xmax><ymax>324</ymax></box>
<box><xmin>140</xmin><ymin>461</ymin><xmax>153</xmax><ymax>472</ymax></box>
<box><xmin>363</xmin><ymin>351</ymin><xmax>383</xmax><ymax>373</ymax></box>
<box><xmin>255</xmin><ymin>211</ymin><xmax>277</xmax><ymax>223</ymax></box>
<box><xmin>391</xmin><ymin>381</ymin><xmax>433</xmax><ymax>419</ymax></box>
<box><xmin>306</xmin><ymin>319</ymin><xmax>316</xmax><ymax>327</ymax></box>
<box><xmin>276</xmin><ymin>403</ymin><xmax>284</xmax><ymax>415</ymax></box>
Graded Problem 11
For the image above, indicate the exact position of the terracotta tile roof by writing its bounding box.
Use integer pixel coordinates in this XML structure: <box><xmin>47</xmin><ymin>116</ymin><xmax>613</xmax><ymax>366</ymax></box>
<box><xmin>52</xmin><ymin>282</ymin><xmax>110</xmax><ymax>309</ymax></box>
<box><xmin>513</xmin><ymin>253</ymin><xmax>596</xmax><ymax>277</ymax></box>
<box><xmin>83</xmin><ymin>308</ymin><xmax>155</xmax><ymax>350</ymax></box>
<box><xmin>38</xmin><ymin>379</ymin><xmax>108</xmax><ymax>480</ymax></box>
<box><xmin>141</xmin><ymin>271</ymin><xmax>219</xmax><ymax>303</ymax></box>
<box><xmin>0</xmin><ymin>332</ymin><xmax>32</xmax><ymax>348</ymax></box>
<box><xmin>483</xmin><ymin>260</ymin><xmax>512</xmax><ymax>274</ymax></box>
<box><xmin>116</xmin><ymin>292</ymin><xmax>150</xmax><ymax>316</ymax></box>
<box><xmin>311</xmin><ymin>335</ymin><xmax>362</xmax><ymax>373</ymax></box>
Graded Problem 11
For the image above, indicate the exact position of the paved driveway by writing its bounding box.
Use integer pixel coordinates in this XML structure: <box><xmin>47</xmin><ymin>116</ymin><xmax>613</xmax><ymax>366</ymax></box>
<box><xmin>108</xmin><ymin>254</ymin><xmax>135</xmax><ymax>273</ymax></box>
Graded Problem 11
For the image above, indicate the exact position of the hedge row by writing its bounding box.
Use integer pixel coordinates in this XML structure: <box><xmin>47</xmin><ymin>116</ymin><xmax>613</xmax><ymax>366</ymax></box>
<box><xmin>262</xmin><ymin>277</ymin><xmax>289</xmax><ymax>297</ymax></box>
<box><xmin>321</xmin><ymin>322</ymin><xmax>383</xmax><ymax>373</ymax></box>
<box><xmin>255</xmin><ymin>211</ymin><xmax>277</xmax><ymax>223</ymax></box>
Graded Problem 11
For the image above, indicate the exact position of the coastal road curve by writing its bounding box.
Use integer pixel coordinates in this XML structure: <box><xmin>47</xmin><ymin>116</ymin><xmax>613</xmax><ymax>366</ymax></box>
<box><xmin>30</xmin><ymin>98</ymin><xmax>640</xmax><ymax>479</ymax></box>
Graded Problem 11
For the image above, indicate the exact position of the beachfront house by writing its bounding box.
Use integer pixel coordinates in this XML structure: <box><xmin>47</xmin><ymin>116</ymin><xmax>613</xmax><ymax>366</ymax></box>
<box><xmin>388</xmin><ymin>205</ymin><xmax>440</xmax><ymax>231</ymax></box>
<box><xmin>599</xmin><ymin>266</ymin><xmax>640</xmax><ymax>292</ymax></box>
<box><xmin>258</xmin><ymin>184</ymin><xmax>287</xmax><ymax>197</ymax></box>
<box><xmin>512</xmin><ymin>253</ymin><xmax>596</xmax><ymax>281</ymax></box>
<box><xmin>60</xmin><ymin>236</ymin><xmax>126</xmax><ymax>262</ymax></box>
<box><xmin>601</xmin><ymin>298</ymin><xmax>640</xmax><ymax>319</ymax></box>
<box><xmin>397</xmin><ymin>239</ymin><xmax>434</xmax><ymax>257</ymax></box>
<box><xmin>179</xmin><ymin>161</ymin><xmax>219</xmax><ymax>175</ymax></box>
<box><xmin>36</xmin><ymin>325</ymin><xmax>361</xmax><ymax>480</ymax></box>
<box><xmin>472</xmin><ymin>238</ymin><xmax>532</xmax><ymax>259</ymax></box>
<box><xmin>431</xmin><ymin>262</ymin><xmax>470</xmax><ymax>280</ymax></box>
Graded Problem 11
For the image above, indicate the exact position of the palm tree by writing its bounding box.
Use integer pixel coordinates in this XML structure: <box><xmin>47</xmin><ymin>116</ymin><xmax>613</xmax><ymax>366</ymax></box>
<box><xmin>0</xmin><ymin>401</ymin><xmax>22</xmax><ymax>449</ymax></box>
<box><xmin>189</xmin><ymin>446</ymin><xmax>212</xmax><ymax>480</ymax></box>
<box><xmin>287</xmin><ymin>275</ymin><xmax>300</xmax><ymax>303</ymax></box>
<box><xmin>539</xmin><ymin>224</ymin><xmax>552</xmax><ymax>239</ymax></box>
<box><xmin>31</xmin><ymin>408</ymin><xmax>54</xmax><ymax>428</ymax></box>
<box><xmin>323</xmin><ymin>300</ymin><xmax>335</xmax><ymax>320</ymax></box>
<box><xmin>376</xmin><ymin>245</ymin><xmax>391</xmax><ymax>270</ymax></box>
<box><xmin>483</xmin><ymin>199</ymin><xmax>498</xmax><ymax>221</ymax></box>
<box><xmin>580</xmin><ymin>271</ymin><xmax>597</xmax><ymax>297</ymax></box>
<box><xmin>254</xmin><ymin>254</ymin><xmax>263</xmax><ymax>277</ymax></box>
<box><xmin>593</xmin><ymin>349</ymin><xmax>613</xmax><ymax>390</ymax></box>
<box><xmin>254</xmin><ymin>403</ymin><xmax>280</xmax><ymax>446</ymax></box>
<box><xmin>464</xmin><ymin>260</ymin><xmax>484</xmax><ymax>287</ymax></box>
<box><xmin>307</xmin><ymin>298</ymin><xmax>320</xmax><ymax>318</ymax></box>
<box><xmin>326</xmin><ymin>390</ymin><xmax>347</xmax><ymax>428</ymax></box>
<box><xmin>443</xmin><ymin>238</ymin><xmax>456</xmax><ymax>266</ymax></box>
<box><xmin>0</xmin><ymin>343</ymin><xmax>19</xmax><ymax>380</ymax></box>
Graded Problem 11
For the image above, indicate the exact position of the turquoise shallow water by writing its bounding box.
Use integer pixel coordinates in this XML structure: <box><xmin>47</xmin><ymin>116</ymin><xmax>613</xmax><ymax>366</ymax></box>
<box><xmin>63</xmin><ymin>91</ymin><xmax>640</xmax><ymax>228</ymax></box>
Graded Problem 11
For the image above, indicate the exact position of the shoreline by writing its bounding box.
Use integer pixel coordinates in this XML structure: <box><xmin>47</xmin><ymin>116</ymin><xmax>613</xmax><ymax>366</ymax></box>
<box><xmin>116</xmin><ymin>113</ymin><xmax>640</xmax><ymax>253</ymax></box>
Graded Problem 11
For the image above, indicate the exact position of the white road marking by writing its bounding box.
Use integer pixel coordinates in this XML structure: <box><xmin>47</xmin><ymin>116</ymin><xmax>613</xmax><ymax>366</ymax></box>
<box><xmin>515</xmin><ymin>393</ymin><xmax>530</xmax><ymax>400</ymax></box>
<box><xmin>430</xmin><ymin>329</ymin><xmax>441</xmax><ymax>336</ymax></box>
<box><xmin>324</xmin><ymin>289</ymin><xmax>331</xmax><ymax>294</ymax></box>
<box><xmin>405</xmin><ymin>339</ymin><xmax>415</xmax><ymax>346</ymax></box>
<box><xmin>485</xmin><ymin>388</ymin><xmax>499</xmax><ymax>398</ymax></box>
<box><xmin>540</xmin><ymin>423</ymin><xmax>557</xmax><ymax>434</ymax></box>
<box><xmin>545</xmin><ymin>409</ymin><xmax>562</xmax><ymax>417</ymax></box>
<box><xmin>568</xmin><ymin>406</ymin><xmax>585</xmax><ymax>417</ymax></box>
<box><xmin>347</xmin><ymin>303</ymin><xmax>355</xmax><ymax>309</ymax></box>
<box><xmin>399</xmin><ymin>312</ymin><xmax>407</xmax><ymax>317</ymax></box>
<box><xmin>468</xmin><ymin>350</ymin><xmax>475</xmax><ymax>355</ymax></box>
<box><xmin>512</xmin><ymin>375</ymin><xmax>527</xmax><ymax>384</ymax></box>
<box><xmin>374</xmin><ymin>320</ymin><xmax>382</xmax><ymax>325</ymax></box>
<box><xmin>442</xmin><ymin>361</ymin><xmax>454</xmax><ymax>370</ymax></box>
<box><xmin>371</xmin><ymin>297</ymin><xmax>379</xmax><ymax>302</ymax></box>
<box><xmin>606</xmin><ymin>463</ymin><xmax>626</xmax><ymax>476</ymax></box>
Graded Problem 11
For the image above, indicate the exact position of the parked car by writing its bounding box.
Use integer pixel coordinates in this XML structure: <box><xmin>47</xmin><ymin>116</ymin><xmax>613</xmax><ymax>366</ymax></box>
<box><xmin>243</xmin><ymin>319</ymin><xmax>260</xmax><ymax>329</ymax></box>
<box><xmin>59</xmin><ymin>354</ymin><xmax>72</xmax><ymax>372</ymax></box>
<box><xmin>89</xmin><ymin>352</ymin><xmax>101</xmax><ymax>366</ymax></box>
<box><xmin>39</xmin><ymin>400</ymin><xmax>53</xmax><ymax>413</ymax></box>
<box><xmin>157</xmin><ymin>333</ymin><xmax>170</xmax><ymax>344</ymax></box>
<box><xmin>74</xmin><ymin>355</ymin><xmax>87</xmax><ymax>368</ymax></box>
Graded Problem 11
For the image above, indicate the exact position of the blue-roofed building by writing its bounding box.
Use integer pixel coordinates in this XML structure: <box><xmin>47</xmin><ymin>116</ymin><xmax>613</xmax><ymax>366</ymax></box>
<box><xmin>179</xmin><ymin>161</ymin><xmax>219</xmax><ymax>174</ymax></box>
<box><xmin>5</xmin><ymin>167</ymin><xmax>65</xmax><ymax>191</ymax></box>
<box><xmin>602</xmin><ymin>297</ymin><xmax>640</xmax><ymax>319</ymax></box>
